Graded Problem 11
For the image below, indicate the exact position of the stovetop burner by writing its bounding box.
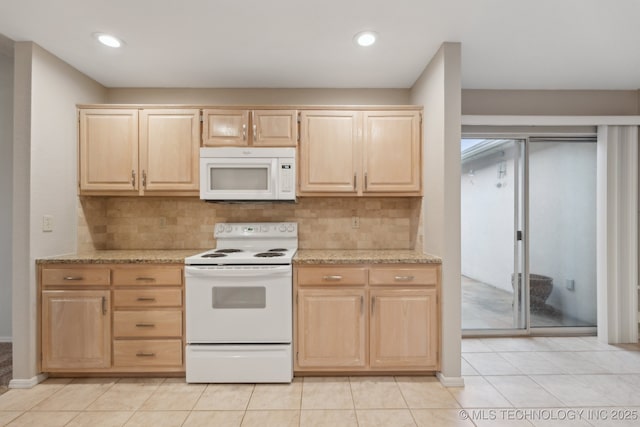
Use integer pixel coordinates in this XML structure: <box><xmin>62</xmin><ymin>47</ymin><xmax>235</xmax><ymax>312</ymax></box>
<box><xmin>255</xmin><ymin>252</ymin><xmax>285</xmax><ymax>258</ymax></box>
<box><xmin>202</xmin><ymin>253</ymin><xmax>227</xmax><ymax>258</ymax></box>
<box><xmin>185</xmin><ymin>222</ymin><xmax>297</xmax><ymax>265</ymax></box>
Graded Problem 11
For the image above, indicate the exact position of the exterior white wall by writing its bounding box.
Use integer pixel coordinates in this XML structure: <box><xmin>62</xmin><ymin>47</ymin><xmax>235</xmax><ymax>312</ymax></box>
<box><xmin>12</xmin><ymin>42</ymin><xmax>106</xmax><ymax>383</ymax></box>
<box><xmin>0</xmin><ymin>36</ymin><xmax>14</xmax><ymax>342</ymax></box>
<box><xmin>529</xmin><ymin>142</ymin><xmax>597</xmax><ymax>323</ymax></box>
<box><xmin>410</xmin><ymin>42</ymin><xmax>462</xmax><ymax>385</ymax></box>
<box><xmin>461</xmin><ymin>146</ymin><xmax>517</xmax><ymax>292</ymax></box>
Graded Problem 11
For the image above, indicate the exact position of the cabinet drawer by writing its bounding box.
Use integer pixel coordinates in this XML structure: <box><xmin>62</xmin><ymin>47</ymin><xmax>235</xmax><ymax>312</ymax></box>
<box><xmin>113</xmin><ymin>310</ymin><xmax>182</xmax><ymax>338</ymax></box>
<box><xmin>41</xmin><ymin>267</ymin><xmax>110</xmax><ymax>286</ymax></box>
<box><xmin>112</xmin><ymin>266</ymin><xmax>182</xmax><ymax>286</ymax></box>
<box><xmin>297</xmin><ymin>267</ymin><xmax>367</xmax><ymax>286</ymax></box>
<box><xmin>369</xmin><ymin>266</ymin><xmax>438</xmax><ymax>286</ymax></box>
<box><xmin>114</xmin><ymin>289</ymin><xmax>182</xmax><ymax>308</ymax></box>
<box><xmin>113</xmin><ymin>339</ymin><xmax>182</xmax><ymax>367</ymax></box>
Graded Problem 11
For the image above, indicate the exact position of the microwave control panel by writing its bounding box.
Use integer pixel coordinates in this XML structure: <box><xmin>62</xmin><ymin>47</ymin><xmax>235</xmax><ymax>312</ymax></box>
<box><xmin>279</xmin><ymin>162</ymin><xmax>295</xmax><ymax>194</ymax></box>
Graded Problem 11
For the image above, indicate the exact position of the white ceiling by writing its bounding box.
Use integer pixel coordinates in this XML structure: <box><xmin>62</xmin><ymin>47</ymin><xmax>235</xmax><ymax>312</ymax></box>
<box><xmin>1</xmin><ymin>0</ymin><xmax>639</xmax><ymax>90</ymax></box>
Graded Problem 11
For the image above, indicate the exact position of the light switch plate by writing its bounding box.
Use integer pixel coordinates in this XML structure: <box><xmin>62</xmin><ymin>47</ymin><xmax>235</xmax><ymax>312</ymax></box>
<box><xmin>42</xmin><ymin>215</ymin><xmax>53</xmax><ymax>232</ymax></box>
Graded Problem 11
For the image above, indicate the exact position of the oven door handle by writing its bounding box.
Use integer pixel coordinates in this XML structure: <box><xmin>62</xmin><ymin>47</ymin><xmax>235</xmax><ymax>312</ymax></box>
<box><xmin>185</xmin><ymin>265</ymin><xmax>291</xmax><ymax>278</ymax></box>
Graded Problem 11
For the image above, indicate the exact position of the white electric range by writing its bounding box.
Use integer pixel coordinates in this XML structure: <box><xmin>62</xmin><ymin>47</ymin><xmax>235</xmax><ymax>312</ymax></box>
<box><xmin>184</xmin><ymin>222</ymin><xmax>297</xmax><ymax>383</ymax></box>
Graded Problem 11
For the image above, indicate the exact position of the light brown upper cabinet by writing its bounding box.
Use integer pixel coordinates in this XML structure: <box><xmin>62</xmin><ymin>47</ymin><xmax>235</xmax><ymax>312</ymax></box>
<box><xmin>298</xmin><ymin>110</ymin><xmax>360</xmax><ymax>194</ymax></box>
<box><xmin>298</xmin><ymin>110</ymin><xmax>422</xmax><ymax>197</ymax></box>
<box><xmin>79</xmin><ymin>108</ymin><xmax>200</xmax><ymax>196</ymax></box>
<box><xmin>202</xmin><ymin>109</ymin><xmax>297</xmax><ymax>147</ymax></box>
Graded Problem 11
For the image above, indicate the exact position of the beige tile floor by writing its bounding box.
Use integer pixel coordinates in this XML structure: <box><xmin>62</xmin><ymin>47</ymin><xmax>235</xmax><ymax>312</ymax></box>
<box><xmin>1</xmin><ymin>336</ymin><xmax>640</xmax><ymax>426</ymax></box>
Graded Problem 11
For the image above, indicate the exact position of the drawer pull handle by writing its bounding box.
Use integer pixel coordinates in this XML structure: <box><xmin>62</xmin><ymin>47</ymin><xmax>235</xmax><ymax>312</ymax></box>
<box><xmin>322</xmin><ymin>275</ymin><xmax>343</xmax><ymax>281</ymax></box>
<box><xmin>135</xmin><ymin>323</ymin><xmax>155</xmax><ymax>328</ymax></box>
<box><xmin>136</xmin><ymin>352</ymin><xmax>156</xmax><ymax>357</ymax></box>
<box><xmin>394</xmin><ymin>275</ymin><xmax>415</xmax><ymax>281</ymax></box>
<box><xmin>136</xmin><ymin>297</ymin><xmax>156</xmax><ymax>302</ymax></box>
<box><xmin>136</xmin><ymin>277</ymin><xmax>156</xmax><ymax>281</ymax></box>
<box><xmin>63</xmin><ymin>276</ymin><xmax>83</xmax><ymax>281</ymax></box>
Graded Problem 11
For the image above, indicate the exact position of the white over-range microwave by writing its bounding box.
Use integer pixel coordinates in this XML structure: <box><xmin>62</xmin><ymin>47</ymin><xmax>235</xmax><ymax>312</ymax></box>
<box><xmin>200</xmin><ymin>147</ymin><xmax>296</xmax><ymax>201</ymax></box>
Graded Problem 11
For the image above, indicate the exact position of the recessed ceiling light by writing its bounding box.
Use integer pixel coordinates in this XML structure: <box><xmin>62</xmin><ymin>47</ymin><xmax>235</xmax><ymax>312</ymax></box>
<box><xmin>94</xmin><ymin>33</ymin><xmax>123</xmax><ymax>48</ymax></box>
<box><xmin>354</xmin><ymin>31</ymin><xmax>377</xmax><ymax>47</ymax></box>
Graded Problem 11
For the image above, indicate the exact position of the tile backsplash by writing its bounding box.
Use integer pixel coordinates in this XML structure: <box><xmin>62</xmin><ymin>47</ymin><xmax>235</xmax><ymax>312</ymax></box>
<box><xmin>78</xmin><ymin>197</ymin><xmax>422</xmax><ymax>252</ymax></box>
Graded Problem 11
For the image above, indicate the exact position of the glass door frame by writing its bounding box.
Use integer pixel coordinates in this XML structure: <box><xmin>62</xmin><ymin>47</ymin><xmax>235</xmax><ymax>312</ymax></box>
<box><xmin>462</xmin><ymin>133</ymin><xmax>598</xmax><ymax>337</ymax></box>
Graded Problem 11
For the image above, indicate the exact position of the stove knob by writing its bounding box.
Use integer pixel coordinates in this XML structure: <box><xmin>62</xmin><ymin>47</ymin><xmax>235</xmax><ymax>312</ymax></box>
<box><xmin>215</xmin><ymin>224</ymin><xmax>225</xmax><ymax>233</ymax></box>
<box><xmin>287</xmin><ymin>224</ymin><xmax>295</xmax><ymax>232</ymax></box>
<box><xmin>260</xmin><ymin>225</ymin><xmax>268</xmax><ymax>232</ymax></box>
<box><xmin>279</xmin><ymin>224</ymin><xmax>286</xmax><ymax>232</ymax></box>
<box><xmin>224</xmin><ymin>224</ymin><xmax>232</xmax><ymax>233</ymax></box>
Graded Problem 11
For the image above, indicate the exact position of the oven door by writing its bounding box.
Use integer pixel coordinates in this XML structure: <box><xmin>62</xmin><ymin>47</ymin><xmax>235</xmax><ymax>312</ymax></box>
<box><xmin>185</xmin><ymin>265</ymin><xmax>292</xmax><ymax>343</ymax></box>
<box><xmin>200</xmin><ymin>156</ymin><xmax>277</xmax><ymax>200</ymax></box>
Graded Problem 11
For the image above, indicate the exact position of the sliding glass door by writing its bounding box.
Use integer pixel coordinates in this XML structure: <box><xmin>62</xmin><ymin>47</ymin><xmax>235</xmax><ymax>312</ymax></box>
<box><xmin>461</xmin><ymin>136</ymin><xmax>597</xmax><ymax>334</ymax></box>
<box><xmin>461</xmin><ymin>139</ymin><xmax>525</xmax><ymax>331</ymax></box>
<box><xmin>528</xmin><ymin>138</ymin><xmax>597</xmax><ymax>329</ymax></box>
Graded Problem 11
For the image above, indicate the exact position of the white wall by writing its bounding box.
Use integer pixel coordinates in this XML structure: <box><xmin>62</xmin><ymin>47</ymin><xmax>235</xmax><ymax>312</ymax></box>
<box><xmin>0</xmin><ymin>35</ymin><xmax>14</xmax><ymax>342</ymax></box>
<box><xmin>12</xmin><ymin>42</ymin><xmax>106</xmax><ymax>383</ymax></box>
<box><xmin>106</xmin><ymin>88</ymin><xmax>410</xmax><ymax>105</ymax></box>
<box><xmin>529</xmin><ymin>142</ymin><xmax>597</xmax><ymax>323</ymax></box>
<box><xmin>410</xmin><ymin>42</ymin><xmax>462</xmax><ymax>385</ymax></box>
<box><xmin>461</xmin><ymin>146</ymin><xmax>517</xmax><ymax>292</ymax></box>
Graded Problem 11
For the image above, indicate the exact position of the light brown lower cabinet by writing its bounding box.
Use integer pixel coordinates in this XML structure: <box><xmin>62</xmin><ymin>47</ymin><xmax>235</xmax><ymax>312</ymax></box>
<box><xmin>296</xmin><ymin>289</ymin><xmax>366</xmax><ymax>368</ymax></box>
<box><xmin>41</xmin><ymin>290</ymin><xmax>111</xmax><ymax>370</ymax></box>
<box><xmin>294</xmin><ymin>263</ymin><xmax>440</xmax><ymax>373</ymax></box>
<box><xmin>369</xmin><ymin>289</ymin><xmax>438</xmax><ymax>368</ymax></box>
<box><xmin>39</xmin><ymin>263</ymin><xmax>184</xmax><ymax>374</ymax></box>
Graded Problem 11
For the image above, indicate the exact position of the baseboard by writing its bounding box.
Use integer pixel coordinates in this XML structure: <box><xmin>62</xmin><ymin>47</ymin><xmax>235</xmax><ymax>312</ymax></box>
<box><xmin>0</xmin><ymin>337</ymin><xmax>12</xmax><ymax>343</ymax></box>
<box><xmin>437</xmin><ymin>372</ymin><xmax>465</xmax><ymax>387</ymax></box>
<box><xmin>9</xmin><ymin>373</ymin><xmax>48</xmax><ymax>389</ymax></box>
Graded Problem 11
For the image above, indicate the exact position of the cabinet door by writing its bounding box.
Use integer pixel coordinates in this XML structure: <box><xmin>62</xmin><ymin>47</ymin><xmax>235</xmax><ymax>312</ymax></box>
<box><xmin>79</xmin><ymin>109</ymin><xmax>139</xmax><ymax>192</ymax></box>
<box><xmin>42</xmin><ymin>290</ymin><xmax>111</xmax><ymax>370</ymax></box>
<box><xmin>362</xmin><ymin>111</ymin><xmax>421</xmax><ymax>194</ymax></box>
<box><xmin>297</xmin><ymin>289</ymin><xmax>366</xmax><ymax>368</ymax></box>
<box><xmin>252</xmin><ymin>110</ymin><xmax>297</xmax><ymax>146</ymax></box>
<box><xmin>202</xmin><ymin>109</ymin><xmax>249</xmax><ymax>146</ymax></box>
<box><xmin>298</xmin><ymin>111</ymin><xmax>360</xmax><ymax>194</ymax></box>
<box><xmin>139</xmin><ymin>109</ymin><xmax>200</xmax><ymax>192</ymax></box>
<box><xmin>370</xmin><ymin>289</ymin><xmax>437</xmax><ymax>369</ymax></box>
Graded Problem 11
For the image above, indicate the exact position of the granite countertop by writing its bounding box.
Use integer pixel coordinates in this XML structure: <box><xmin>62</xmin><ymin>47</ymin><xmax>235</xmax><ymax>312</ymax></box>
<box><xmin>293</xmin><ymin>249</ymin><xmax>441</xmax><ymax>265</ymax></box>
<box><xmin>36</xmin><ymin>250</ymin><xmax>203</xmax><ymax>264</ymax></box>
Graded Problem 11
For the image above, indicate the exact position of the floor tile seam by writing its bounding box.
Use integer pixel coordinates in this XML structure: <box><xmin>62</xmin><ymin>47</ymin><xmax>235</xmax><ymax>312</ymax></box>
<box><xmin>463</xmin><ymin>354</ymin><xmax>526</xmax><ymax>376</ymax></box>
<box><xmin>393</xmin><ymin>375</ymin><xmax>414</xmax><ymax>412</ymax></box>
<box><xmin>30</xmin><ymin>381</ymin><xmax>114</xmax><ymax>412</ymax></box>
<box><xmin>525</xmin><ymin>374</ymin><xmax>618</xmax><ymax>407</ymax></box>
<box><xmin>353</xmin><ymin>408</ymin><xmax>418</xmax><ymax>427</ymax></box>
<box><xmin>346</xmin><ymin>376</ymin><xmax>357</xmax><ymax>411</ymax></box>
<box><xmin>64</xmin><ymin>408</ymin><xmax>136</xmax><ymax>426</ymax></box>
<box><xmin>140</xmin><ymin>380</ymin><xmax>207</xmax><ymax>411</ymax></box>
<box><xmin>471</xmin><ymin>374</ymin><xmax>516</xmax><ymax>409</ymax></box>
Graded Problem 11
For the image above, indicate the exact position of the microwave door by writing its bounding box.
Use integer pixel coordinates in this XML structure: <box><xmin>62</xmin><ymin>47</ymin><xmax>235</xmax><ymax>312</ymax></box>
<box><xmin>201</xmin><ymin>158</ymin><xmax>278</xmax><ymax>200</ymax></box>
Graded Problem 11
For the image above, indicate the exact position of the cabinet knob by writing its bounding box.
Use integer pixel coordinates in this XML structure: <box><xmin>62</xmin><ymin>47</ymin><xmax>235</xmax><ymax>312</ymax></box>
<box><xmin>394</xmin><ymin>275</ymin><xmax>415</xmax><ymax>282</ymax></box>
<box><xmin>136</xmin><ymin>352</ymin><xmax>156</xmax><ymax>357</ymax></box>
<box><xmin>63</xmin><ymin>276</ymin><xmax>83</xmax><ymax>281</ymax></box>
<box><xmin>322</xmin><ymin>275</ymin><xmax>343</xmax><ymax>281</ymax></box>
<box><xmin>135</xmin><ymin>277</ymin><xmax>156</xmax><ymax>282</ymax></box>
<box><xmin>135</xmin><ymin>323</ymin><xmax>155</xmax><ymax>328</ymax></box>
<box><xmin>136</xmin><ymin>297</ymin><xmax>156</xmax><ymax>302</ymax></box>
<box><xmin>242</xmin><ymin>124</ymin><xmax>247</xmax><ymax>141</ymax></box>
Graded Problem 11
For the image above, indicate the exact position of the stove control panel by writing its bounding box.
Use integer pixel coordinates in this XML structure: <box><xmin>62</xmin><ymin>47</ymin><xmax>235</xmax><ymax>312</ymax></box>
<box><xmin>214</xmin><ymin>222</ymin><xmax>298</xmax><ymax>238</ymax></box>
